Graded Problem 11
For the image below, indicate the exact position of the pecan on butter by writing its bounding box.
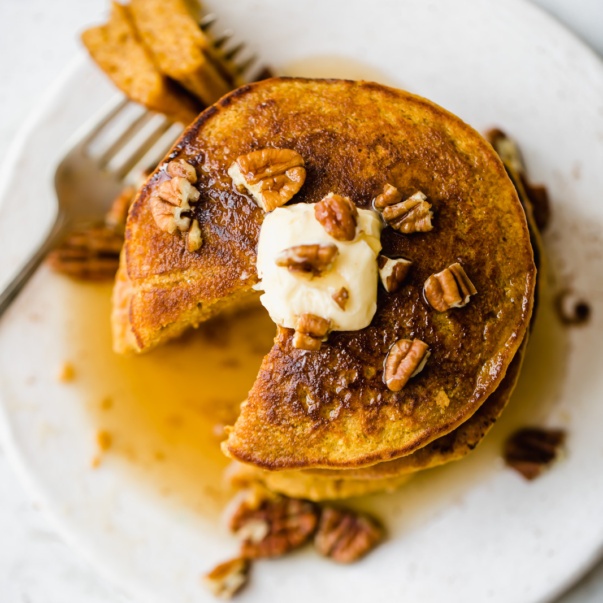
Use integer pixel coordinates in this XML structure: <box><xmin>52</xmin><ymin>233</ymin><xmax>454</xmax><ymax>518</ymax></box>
<box><xmin>293</xmin><ymin>313</ymin><xmax>331</xmax><ymax>351</ymax></box>
<box><xmin>332</xmin><ymin>287</ymin><xmax>350</xmax><ymax>310</ymax></box>
<box><xmin>275</xmin><ymin>243</ymin><xmax>338</xmax><ymax>276</ymax></box>
<box><xmin>314</xmin><ymin>193</ymin><xmax>358</xmax><ymax>241</ymax></box>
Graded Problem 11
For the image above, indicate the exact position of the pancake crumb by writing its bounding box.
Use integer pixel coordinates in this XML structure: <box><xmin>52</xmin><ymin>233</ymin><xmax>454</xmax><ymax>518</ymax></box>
<box><xmin>96</xmin><ymin>430</ymin><xmax>113</xmax><ymax>451</ymax></box>
<box><xmin>435</xmin><ymin>389</ymin><xmax>450</xmax><ymax>410</ymax></box>
<box><xmin>91</xmin><ymin>430</ymin><xmax>113</xmax><ymax>469</ymax></box>
<box><xmin>57</xmin><ymin>361</ymin><xmax>75</xmax><ymax>383</ymax></box>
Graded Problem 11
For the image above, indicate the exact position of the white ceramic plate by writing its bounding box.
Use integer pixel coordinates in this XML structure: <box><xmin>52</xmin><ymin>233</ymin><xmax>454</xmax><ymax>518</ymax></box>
<box><xmin>1</xmin><ymin>1</ymin><xmax>603</xmax><ymax>602</ymax></box>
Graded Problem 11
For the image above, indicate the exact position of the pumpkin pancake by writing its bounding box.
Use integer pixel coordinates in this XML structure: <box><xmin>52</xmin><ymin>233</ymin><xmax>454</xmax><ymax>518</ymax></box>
<box><xmin>114</xmin><ymin>78</ymin><xmax>535</xmax><ymax>469</ymax></box>
<box><xmin>230</xmin><ymin>462</ymin><xmax>413</xmax><ymax>502</ymax></box>
<box><xmin>228</xmin><ymin>171</ymin><xmax>541</xmax><ymax>500</ymax></box>
<box><xmin>231</xmin><ymin>336</ymin><xmax>526</xmax><ymax>500</ymax></box>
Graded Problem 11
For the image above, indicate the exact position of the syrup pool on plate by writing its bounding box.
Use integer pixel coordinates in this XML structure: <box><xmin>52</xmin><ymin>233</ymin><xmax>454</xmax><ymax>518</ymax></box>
<box><xmin>62</xmin><ymin>281</ymin><xmax>275</xmax><ymax>518</ymax></box>
<box><xmin>57</xmin><ymin>266</ymin><xmax>569</xmax><ymax>530</ymax></box>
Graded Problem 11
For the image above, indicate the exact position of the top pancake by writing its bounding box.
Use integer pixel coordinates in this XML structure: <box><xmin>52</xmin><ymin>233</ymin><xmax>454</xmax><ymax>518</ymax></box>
<box><xmin>117</xmin><ymin>78</ymin><xmax>535</xmax><ymax>469</ymax></box>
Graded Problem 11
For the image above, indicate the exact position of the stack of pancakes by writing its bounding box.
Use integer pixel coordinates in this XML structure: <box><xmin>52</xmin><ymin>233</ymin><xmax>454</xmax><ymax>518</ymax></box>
<box><xmin>112</xmin><ymin>79</ymin><xmax>536</xmax><ymax>501</ymax></box>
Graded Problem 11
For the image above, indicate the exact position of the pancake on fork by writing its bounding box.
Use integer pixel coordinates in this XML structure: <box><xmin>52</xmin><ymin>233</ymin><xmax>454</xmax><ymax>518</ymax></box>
<box><xmin>113</xmin><ymin>78</ymin><xmax>535</xmax><ymax>473</ymax></box>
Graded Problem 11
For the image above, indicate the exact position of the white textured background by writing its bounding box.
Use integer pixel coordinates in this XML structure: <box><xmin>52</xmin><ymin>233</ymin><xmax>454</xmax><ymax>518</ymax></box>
<box><xmin>0</xmin><ymin>1</ymin><xmax>602</xmax><ymax>601</ymax></box>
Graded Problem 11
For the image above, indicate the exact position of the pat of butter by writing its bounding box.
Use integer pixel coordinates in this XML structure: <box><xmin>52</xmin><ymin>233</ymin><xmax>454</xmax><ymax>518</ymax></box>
<box><xmin>255</xmin><ymin>203</ymin><xmax>383</xmax><ymax>331</ymax></box>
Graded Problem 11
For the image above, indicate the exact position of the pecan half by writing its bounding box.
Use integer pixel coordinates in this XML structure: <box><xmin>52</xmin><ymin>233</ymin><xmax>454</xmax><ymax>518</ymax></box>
<box><xmin>332</xmin><ymin>287</ymin><xmax>349</xmax><ymax>310</ymax></box>
<box><xmin>504</xmin><ymin>427</ymin><xmax>566</xmax><ymax>480</ymax></box>
<box><xmin>47</xmin><ymin>182</ymin><xmax>140</xmax><ymax>281</ymax></box>
<box><xmin>314</xmin><ymin>507</ymin><xmax>384</xmax><ymax>564</ymax></box>
<box><xmin>378</xmin><ymin>256</ymin><xmax>412</xmax><ymax>293</ymax></box>
<box><xmin>203</xmin><ymin>557</ymin><xmax>250</xmax><ymax>599</ymax></box>
<box><xmin>47</xmin><ymin>224</ymin><xmax>124</xmax><ymax>281</ymax></box>
<box><xmin>381</xmin><ymin>191</ymin><xmax>433</xmax><ymax>234</ymax></box>
<box><xmin>384</xmin><ymin>338</ymin><xmax>430</xmax><ymax>391</ymax></box>
<box><xmin>293</xmin><ymin>313</ymin><xmax>331</xmax><ymax>351</ymax></box>
<box><xmin>275</xmin><ymin>243</ymin><xmax>338</xmax><ymax>276</ymax></box>
<box><xmin>228</xmin><ymin>148</ymin><xmax>306</xmax><ymax>212</ymax></box>
<box><xmin>424</xmin><ymin>262</ymin><xmax>477</xmax><ymax>312</ymax></box>
<box><xmin>229</xmin><ymin>494</ymin><xmax>319</xmax><ymax>559</ymax></box>
<box><xmin>373</xmin><ymin>183</ymin><xmax>403</xmax><ymax>210</ymax></box>
<box><xmin>314</xmin><ymin>193</ymin><xmax>358</xmax><ymax>241</ymax></box>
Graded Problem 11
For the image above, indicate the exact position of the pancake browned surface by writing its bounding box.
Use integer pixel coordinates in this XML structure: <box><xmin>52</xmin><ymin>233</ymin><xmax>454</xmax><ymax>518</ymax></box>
<box><xmin>115</xmin><ymin>78</ymin><xmax>535</xmax><ymax>469</ymax></box>
<box><xmin>233</xmin><ymin>336</ymin><xmax>526</xmax><ymax>500</ymax></box>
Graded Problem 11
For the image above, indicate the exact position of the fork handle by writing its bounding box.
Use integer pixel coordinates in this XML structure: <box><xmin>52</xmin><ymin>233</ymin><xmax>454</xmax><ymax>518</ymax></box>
<box><xmin>0</xmin><ymin>217</ymin><xmax>67</xmax><ymax>318</ymax></box>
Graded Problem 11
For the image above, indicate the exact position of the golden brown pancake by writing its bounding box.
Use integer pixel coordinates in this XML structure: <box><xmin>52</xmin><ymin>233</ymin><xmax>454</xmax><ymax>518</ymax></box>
<box><xmin>227</xmin><ymin>148</ymin><xmax>542</xmax><ymax>500</ymax></box>
<box><xmin>232</xmin><ymin>336</ymin><xmax>526</xmax><ymax>500</ymax></box>
<box><xmin>115</xmin><ymin>78</ymin><xmax>535</xmax><ymax>470</ymax></box>
<box><xmin>230</xmin><ymin>462</ymin><xmax>413</xmax><ymax>502</ymax></box>
<box><xmin>81</xmin><ymin>2</ymin><xmax>201</xmax><ymax>125</ymax></box>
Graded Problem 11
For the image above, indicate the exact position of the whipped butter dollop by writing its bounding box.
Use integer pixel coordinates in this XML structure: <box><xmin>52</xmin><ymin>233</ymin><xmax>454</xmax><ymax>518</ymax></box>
<box><xmin>255</xmin><ymin>203</ymin><xmax>383</xmax><ymax>332</ymax></box>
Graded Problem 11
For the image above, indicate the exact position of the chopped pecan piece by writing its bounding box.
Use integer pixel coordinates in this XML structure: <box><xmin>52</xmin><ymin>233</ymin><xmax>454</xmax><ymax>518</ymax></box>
<box><xmin>504</xmin><ymin>427</ymin><xmax>566</xmax><ymax>480</ymax></box>
<box><xmin>275</xmin><ymin>243</ymin><xmax>338</xmax><ymax>276</ymax></box>
<box><xmin>314</xmin><ymin>507</ymin><xmax>384</xmax><ymax>563</ymax></box>
<box><xmin>228</xmin><ymin>148</ymin><xmax>306</xmax><ymax>212</ymax></box>
<box><xmin>373</xmin><ymin>183</ymin><xmax>403</xmax><ymax>210</ymax></box>
<box><xmin>314</xmin><ymin>193</ymin><xmax>358</xmax><ymax>241</ymax></box>
<box><xmin>150</xmin><ymin>175</ymin><xmax>201</xmax><ymax>235</ymax></box>
<box><xmin>424</xmin><ymin>262</ymin><xmax>477</xmax><ymax>312</ymax></box>
<box><xmin>381</xmin><ymin>191</ymin><xmax>433</xmax><ymax>233</ymax></box>
<box><xmin>203</xmin><ymin>557</ymin><xmax>250</xmax><ymax>599</ymax></box>
<box><xmin>378</xmin><ymin>256</ymin><xmax>412</xmax><ymax>293</ymax></box>
<box><xmin>332</xmin><ymin>287</ymin><xmax>349</xmax><ymax>310</ymax></box>
<box><xmin>47</xmin><ymin>224</ymin><xmax>124</xmax><ymax>281</ymax></box>
<box><xmin>384</xmin><ymin>338</ymin><xmax>430</xmax><ymax>391</ymax></box>
<box><xmin>293</xmin><ymin>313</ymin><xmax>331</xmax><ymax>351</ymax></box>
<box><xmin>186</xmin><ymin>218</ymin><xmax>203</xmax><ymax>252</ymax></box>
<box><xmin>229</xmin><ymin>494</ymin><xmax>319</xmax><ymax>559</ymax></box>
<box><xmin>166</xmin><ymin>158</ymin><xmax>197</xmax><ymax>183</ymax></box>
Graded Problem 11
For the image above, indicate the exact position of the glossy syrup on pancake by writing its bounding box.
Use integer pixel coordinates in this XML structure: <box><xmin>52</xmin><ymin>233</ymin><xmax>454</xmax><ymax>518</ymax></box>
<box><xmin>229</xmin><ymin>142</ymin><xmax>544</xmax><ymax>500</ymax></box>
<box><xmin>117</xmin><ymin>78</ymin><xmax>536</xmax><ymax>470</ymax></box>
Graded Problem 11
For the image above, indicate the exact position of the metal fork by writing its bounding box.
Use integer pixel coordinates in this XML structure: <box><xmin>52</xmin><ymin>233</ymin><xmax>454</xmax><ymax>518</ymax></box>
<box><xmin>0</xmin><ymin>14</ymin><xmax>262</xmax><ymax>317</ymax></box>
